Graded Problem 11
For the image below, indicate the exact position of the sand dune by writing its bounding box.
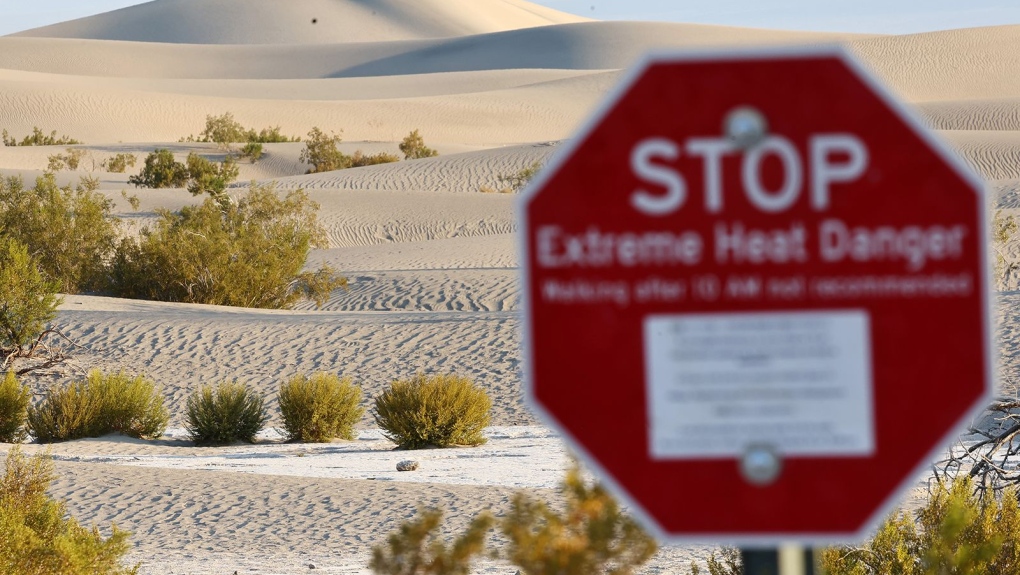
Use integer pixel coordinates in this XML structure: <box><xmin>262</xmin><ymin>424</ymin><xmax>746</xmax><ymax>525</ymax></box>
<box><xmin>0</xmin><ymin>21</ymin><xmax>860</xmax><ymax>80</ymax></box>
<box><xmin>12</xmin><ymin>0</ymin><xmax>588</xmax><ymax>45</ymax></box>
<box><xmin>919</xmin><ymin>98</ymin><xmax>1020</xmax><ymax>131</ymax></box>
<box><xmin>849</xmin><ymin>25</ymin><xmax>1020</xmax><ymax>102</ymax></box>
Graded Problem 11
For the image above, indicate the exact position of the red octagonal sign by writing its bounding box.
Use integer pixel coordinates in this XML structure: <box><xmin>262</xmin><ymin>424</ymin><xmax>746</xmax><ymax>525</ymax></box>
<box><xmin>520</xmin><ymin>47</ymin><xmax>994</xmax><ymax>543</ymax></box>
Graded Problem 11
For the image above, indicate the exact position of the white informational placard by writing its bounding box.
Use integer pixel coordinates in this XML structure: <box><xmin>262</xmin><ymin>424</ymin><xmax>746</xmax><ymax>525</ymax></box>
<box><xmin>644</xmin><ymin>310</ymin><xmax>874</xmax><ymax>459</ymax></box>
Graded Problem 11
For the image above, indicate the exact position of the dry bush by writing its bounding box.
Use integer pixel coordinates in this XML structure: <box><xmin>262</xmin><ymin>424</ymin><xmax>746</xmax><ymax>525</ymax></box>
<box><xmin>0</xmin><ymin>446</ymin><xmax>137</xmax><ymax>574</ymax></box>
<box><xmin>350</xmin><ymin>150</ymin><xmax>400</xmax><ymax>167</ymax></box>
<box><xmin>370</xmin><ymin>464</ymin><xmax>657</xmax><ymax>575</ymax></box>
<box><xmin>821</xmin><ymin>476</ymin><xmax>1020</xmax><ymax>574</ymax></box>
<box><xmin>0</xmin><ymin>372</ymin><xmax>30</xmax><ymax>443</ymax></box>
<box><xmin>399</xmin><ymin>130</ymin><xmax>439</xmax><ymax>160</ymax></box>
<box><xmin>370</xmin><ymin>508</ymin><xmax>494</xmax><ymax>575</ymax></box>
<box><xmin>279</xmin><ymin>372</ymin><xmax>363</xmax><ymax>442</ymax></box>
<box><xmin>27</xmin><ymin>371</ymin><xmax>168</xmax><ymax>443</ymax></box>
<box><xmin>373</xmin><ymin>374</ymin><xmax>491</xmax><ymax>449</ymax></box>
<box><xmin>2</xmin><ymin>127</ymin><xmax>82</xmax><ymax>146</ymax></box>
<box><xmin>186</xmin><ymin>381</ymin><xmax>268</xmax><ymax>445</ymax></box>
<box><xmin>46</xmin><ymin>148</ymin><xmax>91</xmax><ymax>171</ymax></box>
<box><xmin>103</xmin><ymin>153</ymin><xmax>137</xmax><ymax>174</ymax></box>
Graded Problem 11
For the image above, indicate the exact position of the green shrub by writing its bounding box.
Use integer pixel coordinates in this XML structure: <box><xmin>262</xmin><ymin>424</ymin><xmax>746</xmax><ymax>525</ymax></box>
<box><xmin>103</xmin><ymin>153</ymin><xmax>137</xmax><ymax>174</ymax></box>
<box><xmin>197</xmin><ymin>113</ymin><xmax>299</xmax><ymax>148</ymax></box>
<box><xmin>46</xmin><ymin>148</ymin><xmax>90</xmax><ymax>171</ymax></box>
<box><xmin>0</xmin><ymin>446</ymin><xmax>138</xmax><ymax>575</ymax></box>
<box><xmin>185</xmin><ymin>152</ymin><xmax>239</xmax><ymax>204</ymax></box>
<box><xmin>128</xmin><ymin>149</ymin><xmax>189</xmax><ymax>188</ymax></box>
<box><xmin>373</xmin><ymin>374</ymin><xmax>491</xmax><ymax>449</ymax></box>
<box><xmin>300</xmin><ymin>127</ymin><xmax>348</xmax><ymax>173</ymax></box>
<box><xmin>109</xmin><ymin>182</ymin><xmax>347</xmax><ymax>309</ymax></box>
<box><xmin>0</xmin><ymin>237</ymin><xmax>61</xmax><ymax>360</ymax></box>
<box><xmin>279</xmin><ymin>372</ymin><xmax>363</xmax><ymax>442</ymax></box>
<box><xmin>185</xmin><ymin>381</ymin><xmax>268</xmax><ymax>445</ymax></box>
<box><xmin>240</xmin><ymin>142</ymin><xmax>264</xmax><ymax>162</ymax></box>
<box><xmin>0</xmin><ymin>372</ymin><xmax>30</xmax><ymax>443</ymax></box>
<box><xmin>497</xmin><ymin>161</ymin><xmax>542</xmax><ymax>193</ymax></box>
<box><xmin>399</xmin><ymin>129</ymin><xmax>439</xmax><ymax>160</ymax></box>
<box><xmin>350</xmin><ymin>150</ymin><xmax>400</xmax><ymax>168</ymax></box>
<box><xmin>27</xmin><ymin>371</ymin><xmax>168</xmax><ymax>443</ymax></box>
<box><xmin>821</xmin><ymin>476</ymin><xmax>1020</xmax><ymax>575</ymax></box>
<box><xmin>2</xmin><ymin>127</ymin><xmax>82</xmax><ymax>146</ymax></box>
<box><xmin>0</xmin><ymin>174</ymin><xmax>118</xmax><ymax>294</ymax></box>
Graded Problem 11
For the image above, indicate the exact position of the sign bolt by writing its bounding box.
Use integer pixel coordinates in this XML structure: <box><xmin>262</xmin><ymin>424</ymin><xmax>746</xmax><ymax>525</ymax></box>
<box><xmin>725</xmin><ymin>106</ymin><xmax>768</xmax><ymax>148</ymax></box>
<box><xmin>741</xmin><ymin>444</ymin><xmax>782</xmax><ymax>486</ymax></box>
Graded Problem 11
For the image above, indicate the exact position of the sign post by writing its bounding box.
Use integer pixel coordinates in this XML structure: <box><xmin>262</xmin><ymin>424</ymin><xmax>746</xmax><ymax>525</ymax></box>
<box><xmin>520</xmin><ymin>46</ymin><xmax>993</xmax><ymax>554</ymax></box>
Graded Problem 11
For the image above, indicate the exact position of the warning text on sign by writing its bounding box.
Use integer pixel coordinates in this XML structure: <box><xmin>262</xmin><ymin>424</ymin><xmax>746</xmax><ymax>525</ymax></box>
<box><xmin>643</xmin><ymin>310</ymin><xmax>875</xmax><ymax>459</ymax></box>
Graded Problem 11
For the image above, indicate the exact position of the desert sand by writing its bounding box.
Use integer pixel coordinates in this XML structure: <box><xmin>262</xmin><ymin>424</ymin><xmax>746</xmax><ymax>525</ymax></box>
<box><xmin>2</xmin><ymin>0</ymin><xmax>1019</xmax><ymax>573</ymax></box>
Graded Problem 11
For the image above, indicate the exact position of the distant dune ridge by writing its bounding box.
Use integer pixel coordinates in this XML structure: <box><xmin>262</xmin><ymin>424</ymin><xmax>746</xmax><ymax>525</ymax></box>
<box><xmin>3</xmin><ymin>1</ymin><xmax>1020</xmax><ymax>574</ymax></box>
<box><xmin>11</xmin><ymin>0</ymin><xmax>588</xmax><ymax>44</ymax></box>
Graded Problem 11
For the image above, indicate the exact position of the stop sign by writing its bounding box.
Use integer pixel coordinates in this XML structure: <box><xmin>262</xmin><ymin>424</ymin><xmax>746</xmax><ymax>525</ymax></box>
<box><xmin>520</xmin><ymin>46</ymin><xmax>994</xmax><ymax>543</ymax></box>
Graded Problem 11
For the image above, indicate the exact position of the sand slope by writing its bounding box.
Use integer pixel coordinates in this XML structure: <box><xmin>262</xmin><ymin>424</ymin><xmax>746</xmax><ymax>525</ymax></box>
<box><xmin>12</xmin><ymin>0</ymin><xmax>588</xmax><ymax>44</ymax></box>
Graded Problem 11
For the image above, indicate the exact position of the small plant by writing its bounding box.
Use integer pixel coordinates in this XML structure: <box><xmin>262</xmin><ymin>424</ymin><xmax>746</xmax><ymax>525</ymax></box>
<box><xmin>196</xmin><ymin>113</ymin><xmax>299</xmax><ymax>148</ymax></box>
<box><xmin>0</xmin><ymin>173</ymin><xmax>117</xmax><ymax>294</ymax></box>
<box><xmin>185</xmin><ymin>381</ymin><xmax>268</xmax><ymax>445</ymax></box>
<box><xmin>399</xmin><ymin>130</ymin><xmax>439</xmax><ymax>160</ymax></box>
<box><xmin>0</xmin><ymin>371</ymin><xmax>30</xmax><ymax>443</ymax></box>
<box><xmin>821</xmin><ymin>476</ymin><xmax>1020</xmax><ymax>575</ymax></box>
<box><xmin>688</xmin><ymin>548</ymin><xmax>741</xmax><ymax>575</ymax></box>
<box><xmin>300</xmin><ymin>127</ymin><xmax>348</xmax><ymax>173</ymax></box>
<box><xmin>350</xmin><ymin>150</ymin><xmax>400</xmax><ymax>167</ymax></box>
<box><xmin>370</xmin><ymin>508</ymin><xmax>494</xmax><ymax>575</ymax></box>
<box><xmin>240</xmin><ymin>141</ymin><xmax>264</xmax><ymax>162</ymax></box>
<box><xmin>369</xmin><ymin>464</ymin><xmax>657</xmax><ymax>575</ymax></box>
<box><xmin>46</xmin><ymin>148</ymin><xmax>91</xmax><ymax>171</ymax></box>
<box><xmin>103</xmin><ymin>153</ymin><xmax>137</xmax><ymax>173</ymax></box>
<box><xmin>497</xmin><ymin>161</ymin><xmax>542</xmax><ymax>193</ymax></box>
<box><xmin>129</xmin><ymin>149</ymin><xmax>189</xmax><ymax>188</ymax></box>
<box><xmin>279</xmin><ymin>372</ymin><xmax>364</xmax><ymax>442</ymax></box>
<box><xmin>2</xmin><ymin>127</ymin><xmax>82</xmax><ymax>146</ymax></box>
<box><xmin>373</xmin><ymin>374</ymin><xmax>491</xmax><ymax>449</ymax></box>
<box><xmin>0</xmin><ymin>236</ymin><xmax>62</xmax><ymax>364</ymax></box>
<box><xmin>0</xmin><ymin>446</ymin><xmax>138</xmax><ymax>574</ymax></box>
<box><xmin>27</xmin><ymin>371</ymin><xmax>168</xmax><ymax>443</ymax></box>
<box><xmin>185</xmin><ymin>152</ymin><xmax>239</xmax><ymax>204</ymax></box>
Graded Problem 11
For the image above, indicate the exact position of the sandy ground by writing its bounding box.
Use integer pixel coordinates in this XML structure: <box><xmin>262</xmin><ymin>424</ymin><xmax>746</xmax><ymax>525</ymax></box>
<box><xmin>2</xmin><ymin>0</ymin><xmax>1020</xmax><ymax>573</ymax></box>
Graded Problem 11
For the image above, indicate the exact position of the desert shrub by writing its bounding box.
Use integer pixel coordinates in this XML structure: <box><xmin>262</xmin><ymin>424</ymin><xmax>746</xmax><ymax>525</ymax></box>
<box><xmin>128</xmin><ymin>149</ymin><xmax>189</xmax><ymax>188</ymax></box>
<box><xmin>0</xmin><ymin>446</ymin><xmax>137</xmax><ymax>575</ymax></box>
<box><xmin>821</xmin><ymin>476</ymin><xmax>1020</xmax><ymax>575</ymax></box>
<box><xmin>373</xmin><ymin>374</ymin><xmax>491</xmax><ymax>449</ymax></box>
<box><xmin>0</xmin><ymin>174</ymin><xmax>118</xmax><ymax>293</ymax></box>
<box><xmin>109</xmin><ymin>182</ymin><xmax>347</xmax><ymax>308</ymax></box>
<box><xmin>251</xmin><ymin>126</ymin><xmax>299</xmax><ymax>143</ymax></box>
<box><xmin>399</xmin><ymin>129</ymin><xmax>439</xmax><ymax>160</ymax></box>
<box><xmin>501</xmin><ymin>464</ymin><xmax>658</xmax><ymax>575</ymax></box>
<box><xmin>240</xmin><ymin>142</ymin><xmax>263</xmax><ymax>162</ymax></box>
<box><xmin>0</xmin><ymin>237</ymin><xmax>61</xmax><ymax>364</ymax></box>
<box><xmin>27</xmin><ymin>371</ymin><xmax>168</xmax><ymax>443</ymax></box>
<box><xmin>279</xmin><ymin>372</ymin><xmax>363</xmax><ymax>442</ymax></box>
<box><xmin>370</xmin><ymin>464</ymin><xmax>656</xmax><ymax>575</ymax></box>
<box><xmin>185</xmin><ymin>381</ymin><xmax>267</xmax><ymax>445</ymax></box>
<box><xmin>370</xmin><ymin>508</ymin><xmax>494</xmax><ymax>575</ymax></box>
<box><xmin>200</xmin><ymin>112</ymin><xmax>248</xmax><ymax>148</ymax></box>
<box><xmin>2</xmin><ymin>127</ymin><xmax>82</xmax><ymax>146</ymax></box>
<box><xmin>46</xmin><ymin>148</ymin><xmax>90</xmax><ymax>171</ymax></box>
<box><xmin>185</xmin><ymin>152</ymin><xmax>239</xmax><ymax>204</ymax></box>
<box><xmin>197</xmin><ymin>113</ymin><xmax>299</xmax><ymax>147</ymax></box>
<box><xmin>350</xmin><ymin>150</ymin><xmax>400</xmax><ymax>168</ymax></box>
<box><xmin>0</xmin><ymin>372</ymin><xmax>30</xmax><ymax>443</ymax></box>
<box><xmin>497</xmin><ymin>161</ymin><xmax>542</xmax><ymax>193</ymax></box>
<box><xmin>300</xmin><ymin>127</ymin><xmax>348</xmax><ymax>173</ymax></box>
<box><xmin>687</xmin><ymin>548</ymin><xmax>741</xmax><ymax>575</ymax></box>
<box><xmin>103</xmin><ymin>153</ymin><xmax>137</xmax><ymax>173</ymax></box>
